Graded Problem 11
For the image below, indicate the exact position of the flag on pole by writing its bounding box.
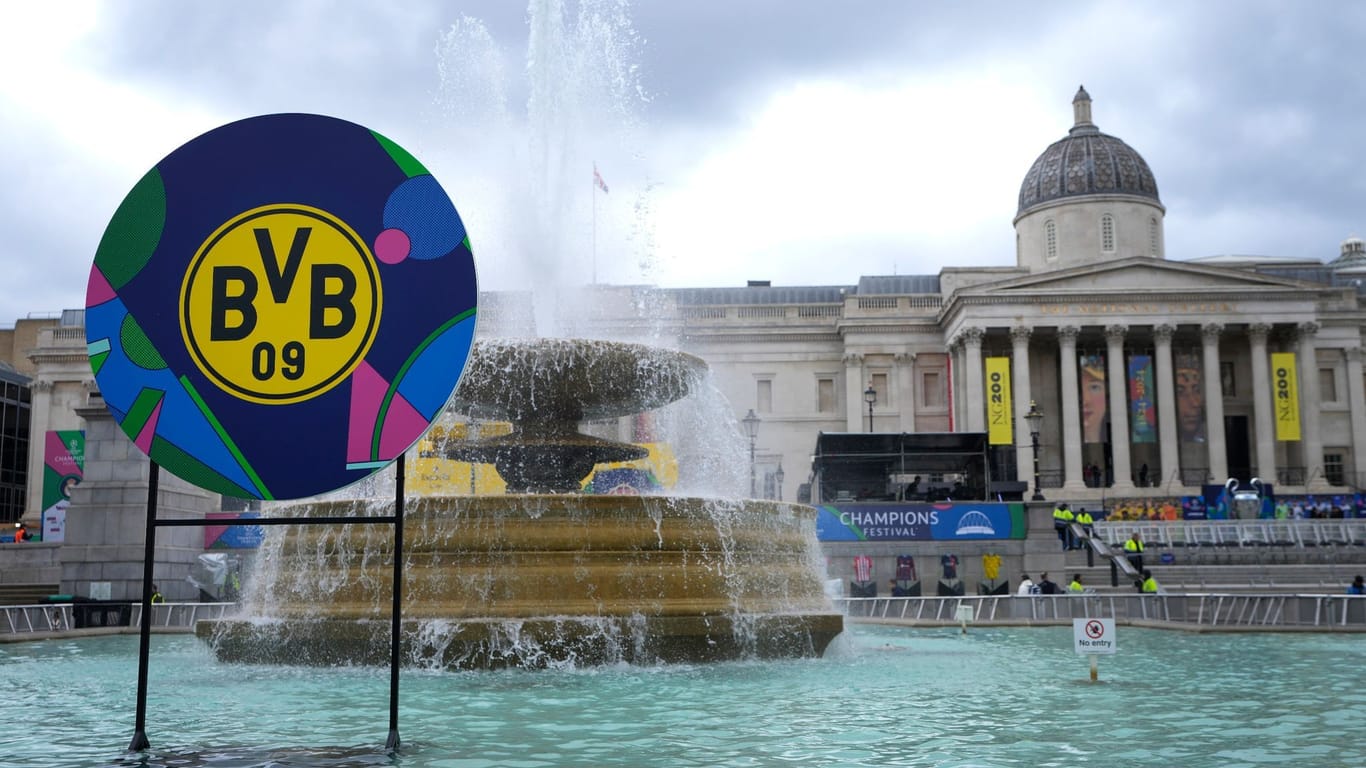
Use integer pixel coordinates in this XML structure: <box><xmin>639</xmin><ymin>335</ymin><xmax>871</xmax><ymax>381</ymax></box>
<box><xmin>593</xmin><ymin>164</ymin><xmax>609</xmax><ymax>194</ymax></box>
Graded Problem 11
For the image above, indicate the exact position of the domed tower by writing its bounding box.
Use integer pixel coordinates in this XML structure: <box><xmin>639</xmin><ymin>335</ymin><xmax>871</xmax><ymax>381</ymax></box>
<box><xmin>1015</xmin><ymin>86</ymin><xmax>1165</xmax><ymax>272</ymax></box>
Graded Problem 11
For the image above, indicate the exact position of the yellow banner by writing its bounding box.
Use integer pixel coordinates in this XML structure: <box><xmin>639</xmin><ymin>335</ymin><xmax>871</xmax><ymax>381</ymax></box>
<box><xmin>1271</xmin><ymin>352</ymin><xmax>1301</xmax><ymax>442</ymax></box>
<box><xmin>985</xmin><ymin>357</ymin><xmax>1013</xmax><ymax>445</ymax></box>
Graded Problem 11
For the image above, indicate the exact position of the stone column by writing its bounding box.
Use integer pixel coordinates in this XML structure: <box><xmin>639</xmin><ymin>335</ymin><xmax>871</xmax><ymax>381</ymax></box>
<box><xmin>22</xmin><ymin>380</ymin><xmax>54</xmax><ymax>527</ymax></box>
<box><xmin>1010</xmin><ymin>327</ymin><xmax>1033</xmax><ymax>485</ymax></box>
<box><xmin>1346</xmin><ymin>347</ymin><xmax>1366</xmax><ymax>488</ymax></box>
<box><xmin>1105</xmin><ymin>325</ymin><xmax>1134</xmax><ymax>491</ymax></box>
<box><xmin>1248</xmin><ymin>323</ymin><xmax>1277</xmax><ymax>482</ymax></box>
<box><xmin>1154</xmin><ymin>324</ymin><xmax>1180</xmax><ymax>489</ymax></box>
<box><xmin>961</xmin><ymin>327</ymin><xmax>986</xmax><ymax>432</ymax></box>
<box><xmin>1202</xmin><ymin>323</ymin><xmax>1228</xmax><ymax>482</ymax></box>
<box><xmin>1296</xmin><ymin>322</ymin><xmax>1326</xmax><ymax>488</ymax></box>
<box><xmin>843</xmin><ymin>353</ymin><xmax>865</xmax><ymax>432</ymax></box>
<box><xmin>61</xmin><ymin>404</ymin><xmax>218</xmax><ymax>602</ymax></box>
<box><xmin>1058</xmin><ymin>326</ymin><xmax>1085</xmax><ymax>492</ymax></box>
<box><xmin>895</xmin><ymin>352</ymin><xmax>917</xmax><ymax>432</ymax></box>
<box><xmin>950</xmin><ymin>340</ymin><xmax>965</xmax><ymax>431</ymax></box>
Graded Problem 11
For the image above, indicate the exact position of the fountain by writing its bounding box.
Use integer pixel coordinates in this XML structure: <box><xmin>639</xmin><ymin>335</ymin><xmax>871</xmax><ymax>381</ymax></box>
<box><xmin>197</xmin><ymin>338</ymin><xmax>843</xmax><ymax>668</ymax></box>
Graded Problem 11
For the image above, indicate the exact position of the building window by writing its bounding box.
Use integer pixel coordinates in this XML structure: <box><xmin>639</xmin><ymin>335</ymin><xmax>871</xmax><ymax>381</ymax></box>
<box><xmin>1045</xmin><ymin>220</ymin><xmax>1058</xmax><ymax>261</ymax></box>
<box><xmin>756</xmin><ymin>379</ymin><xmax>773</xmax><ymax>413</ymax></box>
<box><xmin>1324</xmin><ymin>452</ymin><xmax>1345</xmax><ymax>486</ymax></box>
<box><xmin>922</xmin><ymin>371</ymin><xmax>944</xmax><ymax>407</ymax></box>
<box><xmin>1319</xmin><ymin>368</ymin><xmax>1337</xmax><ymax>402</ymax></box>
<box><xmin>816</xmin><ymin>377</ymin><xmax>835</xmax><ymax>413</ymax></box>
<box><xmin>870</xmin><ymin>372</ymin><xmax>888</xmax><ymax>408</ymax></box>
<box><xmin>1149</xmin><ymin>217</ymin><xmax>1160</xmax><ymax>257</ymax></box>
<box><xmin>1101</xmin><ymin>214</ymin><xmax>1115</xmax><ymax>252</ymax></box>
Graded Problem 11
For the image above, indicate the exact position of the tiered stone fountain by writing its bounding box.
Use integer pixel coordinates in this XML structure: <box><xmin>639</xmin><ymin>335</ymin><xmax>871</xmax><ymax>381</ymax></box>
<box><xmin>198</xmin><ymin>338</ymin><xmax>842</xmax><ymax>669</ymax></box>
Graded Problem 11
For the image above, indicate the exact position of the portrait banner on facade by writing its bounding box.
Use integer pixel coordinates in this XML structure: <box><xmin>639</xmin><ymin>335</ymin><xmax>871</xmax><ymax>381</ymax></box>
<box><xmin>1173</xmin><ymin>351</ymin><xmax>1205</xmax><ymax>444</ymax></box>
<box><xmin>1271</xmin><ymin>352</ymin><xmax>1301</xmax><ymax>441</ymax></box>
<box><xmin>1079</xmin><ymin>352</ymin><xmax>1107</xmax><ymax>445</ymax></box>
<box><xmin>41</xmin><ymin>430</ymin><xmax>84</xmax><ymax>544</ymax></box>
<box><xmin>1128</xmin><ymin>354</ymin><xmax>1156</xmax><ymax>443</ymax></box>
<box><xmin>985</xmin><ymin>356</ymin><xmax>1012</xmax><ymax>446</ymax></box>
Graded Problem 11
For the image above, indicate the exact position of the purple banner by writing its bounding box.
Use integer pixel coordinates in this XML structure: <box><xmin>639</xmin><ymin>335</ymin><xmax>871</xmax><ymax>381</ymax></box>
<box><xmin>1128</xmin><ymin>355</ymin><xmax>1156</xmax><ymax>443</ymax></box>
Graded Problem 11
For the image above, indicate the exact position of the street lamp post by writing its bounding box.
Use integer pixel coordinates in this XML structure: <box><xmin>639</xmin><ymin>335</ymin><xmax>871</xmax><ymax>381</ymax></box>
<box><xmin>863</xmin><ymin>385</ymin><xmax>877</xmax><ymax>433</ymax></box>
<box><xmin>742</xmin><ymin>409</ymin><xmax>760</xmax><ymax>498</ymax></box>
<box><xmin>775</xmin><ymin>463</ymin><xmax>785</xmax><ymax>501</ymax></box>
<box><xmin>1024</xmin><ymin>399</ymin><xmax>1045</xmax><ymax>501</ymax></box>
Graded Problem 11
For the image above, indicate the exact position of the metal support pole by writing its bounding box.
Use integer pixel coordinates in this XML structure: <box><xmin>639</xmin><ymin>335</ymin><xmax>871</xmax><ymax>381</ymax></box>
<box><xmin>386</xmin><ymin>453</ymin><xmax>405</xmax><ymax>751</ymax></box>
<box><xmin>129</xmin><ymin>461</ymin><xmax>160</xmax><ymax>752</ymax></box>
<box><xmin>748</xmin><ymin>438</ymin><xmax>756</xmax><ymax>498</ymax></box>
<box><xmin>1031</xmin><ymin>431</ymin><xmax>1044</xmax><ymax>501</ymax></box>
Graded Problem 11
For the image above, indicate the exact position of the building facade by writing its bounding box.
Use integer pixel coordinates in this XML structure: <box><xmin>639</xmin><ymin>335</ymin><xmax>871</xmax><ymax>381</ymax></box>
<box><xmin>15</xmin><ymin>87</ymin><xmax>1366</xmax><ymax>523</ymax></box>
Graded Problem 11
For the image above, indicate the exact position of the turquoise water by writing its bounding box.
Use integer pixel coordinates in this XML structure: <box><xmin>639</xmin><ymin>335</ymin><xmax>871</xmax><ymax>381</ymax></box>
<box><xmin>4</xmin><ymin>626</ymin><xmax>1363</xmax><ymax>767</ymax></box>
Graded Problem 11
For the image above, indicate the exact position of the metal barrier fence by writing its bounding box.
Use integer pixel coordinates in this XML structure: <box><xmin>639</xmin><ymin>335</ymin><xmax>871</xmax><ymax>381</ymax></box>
<box><xmin>0</xmin><ymin>602</ymin><xmax>234</xmax><ymax>637</ymax></box>
<box><xmin>836</xmin><ymin>593</ymin><xmax>1366</xmax><ymax>630</ymax></box>
<box><xmin>1096</xmin><ymin>519</ymin><xmax>1366</xmax><ymax>548</ymax></box>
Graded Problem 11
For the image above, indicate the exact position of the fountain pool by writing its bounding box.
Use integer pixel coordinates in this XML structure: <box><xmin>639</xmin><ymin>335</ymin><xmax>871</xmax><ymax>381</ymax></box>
<box><xmin>7</xmin><ymin>625</ymin><xmax>1363</xmax><ymax>767</ymax></box>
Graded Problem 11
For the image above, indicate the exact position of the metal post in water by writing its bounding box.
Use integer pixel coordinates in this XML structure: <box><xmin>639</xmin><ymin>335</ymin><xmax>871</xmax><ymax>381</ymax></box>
<box><xmin>129</xmin><ymin>461</ymin><xmax>160</xmax><ymax>752</ymax></box>
<box><xmin>1089</xmin><ymin>653</ymin><xmax>1099</xmax><ymax>682</ymax></box>
<box><xmin>386</xmin><ymin>453</ymin><xmax>406</xmax><ymax>752</ymax></box>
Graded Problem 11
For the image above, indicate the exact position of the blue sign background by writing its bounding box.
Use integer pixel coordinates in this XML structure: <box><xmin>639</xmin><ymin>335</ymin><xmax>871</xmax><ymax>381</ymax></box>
<box><xmin>815</xmin><ymin>502</ymin><xmax>1025</xmax><ymax>542</ymax></box>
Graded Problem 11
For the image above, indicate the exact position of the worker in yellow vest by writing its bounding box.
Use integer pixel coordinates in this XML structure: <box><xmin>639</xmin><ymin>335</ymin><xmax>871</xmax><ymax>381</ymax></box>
<box><xmin>1052</xmin><ymin>503</ymin><xmax>1075</xmax><ymax>550</ymax></box>
<box><xmin>1140</xmin><ymin>569</ymin><xmax>1159</xmax><ymax>593</ymax></box>
<box><xmin>1068</xmin><ymin>573</ymin><xmax>1085</xmax><ymax>593</ymax></box>
<box><xmin>1123</xmin><ymin>532</ymin><xmax>1144</xmax><ymax>572</ymax></box>
<box><xmin>1075</xmin><ymin>508</ymin><xmax>1095</xmax><ymax>548</ymax></box>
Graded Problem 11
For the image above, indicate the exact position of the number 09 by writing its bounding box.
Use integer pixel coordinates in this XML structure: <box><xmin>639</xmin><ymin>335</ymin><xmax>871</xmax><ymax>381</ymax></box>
<box><xmin>251</xmin><ymin>341</ymin><xmax>306</xmax><ymax>381</ymax></box>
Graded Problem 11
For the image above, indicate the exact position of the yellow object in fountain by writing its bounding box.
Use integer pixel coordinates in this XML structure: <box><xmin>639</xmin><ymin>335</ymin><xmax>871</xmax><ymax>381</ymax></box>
<box><xmin>198</xmin><ymin>339</ymin><xmax>843</xmax><ymax>669</ymax></box>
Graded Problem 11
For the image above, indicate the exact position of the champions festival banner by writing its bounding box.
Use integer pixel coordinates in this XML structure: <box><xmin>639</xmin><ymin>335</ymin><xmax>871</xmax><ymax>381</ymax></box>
<box><xmin>41</xmin><ymin>430</ymin><xmax>84</xmax><ymax>543</ymax></box>
<box><xmin>1128</xmin><ymin>354</ymin><xmax>1156</xmax><ymax>443</ymax></box>
<box><xmin>815</xmin><ymin>502</ymin><xmax>1026</xmax><ymax>542</ymax></box>
<box><xmin>1271</xmin><ymin>352</ymin><xmax>1301</xmax><ymax>441</ymax></box>
<box><xmin>984</xmin><ymin>357</ymin><xmax>1012</xmax><ymax>446</ymax></box>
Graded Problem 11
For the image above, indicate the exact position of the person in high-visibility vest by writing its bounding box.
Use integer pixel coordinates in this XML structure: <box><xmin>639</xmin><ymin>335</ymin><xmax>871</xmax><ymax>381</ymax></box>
<box><xmin>1052</xmin><ymin>504</ymin><xmax>1075</xmax><ymax>550</ymax></box>
<box><xmin>1075</xmin><ymin>508</ymin><xmax>1094</xmax><ymax>547</ymax></box>
<box><xmin>1140</xmin><ymin>569</ymin><xmax>1159</xmax><ymax>593</ymax></box>
<box><xmin>150</xmin><ymin>584</ymin><xmax>165</xmax><ymax>604</ymax></box>
<box><xmin>1068</xmin><ymin>574</ymin><xmax>1085</xmax><ymax>593</ymax></box>
<box><xmin>12</xmin><ymin>522</ymin><xmax>28</xmax><ymax>543</ymax></box>
<box><xmin>1123</xmin><ymin>532</ymin><xmax>1144</xmax><ymax>572</ymax></box>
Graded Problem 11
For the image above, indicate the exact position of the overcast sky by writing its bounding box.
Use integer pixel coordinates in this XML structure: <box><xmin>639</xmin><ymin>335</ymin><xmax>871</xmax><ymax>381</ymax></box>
<box><xmin>2</xmin><ymin>0</ymin><xmax>1363</xmax><ymax>325</ymax></box>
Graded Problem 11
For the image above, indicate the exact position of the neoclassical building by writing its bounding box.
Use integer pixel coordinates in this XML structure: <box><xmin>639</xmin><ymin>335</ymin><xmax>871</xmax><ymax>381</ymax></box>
<box><xmin>567</xmin><ymin>87</ymin><xmax>1366</xmax><ymax>502</ymax></box>
<box><xmin>12</xmin><ymin>87</ymin><xmax>1366</xmax><ymax>523</ymax></box>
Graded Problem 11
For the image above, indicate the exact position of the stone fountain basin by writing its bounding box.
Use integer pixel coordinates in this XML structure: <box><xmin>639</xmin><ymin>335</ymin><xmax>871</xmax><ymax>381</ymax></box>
<box><xmin>197</xmin><ymin>495</ymin><xmax>844</xmax><ymax>668</ymax></box>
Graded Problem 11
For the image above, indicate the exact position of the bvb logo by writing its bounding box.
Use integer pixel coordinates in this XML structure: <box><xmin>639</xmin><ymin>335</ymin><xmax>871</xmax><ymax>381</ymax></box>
<box><xmin>180</xmin><ymin>204</ymin><xmax>382</xmax><ymax>404</ymax></box>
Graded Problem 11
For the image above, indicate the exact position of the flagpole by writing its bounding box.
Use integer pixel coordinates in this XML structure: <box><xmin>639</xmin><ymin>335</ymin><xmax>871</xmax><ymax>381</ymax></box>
<box><xmin>592</xmin><ymin>163</ymin><xmax>598</xmax><ymax>285</ymax></box>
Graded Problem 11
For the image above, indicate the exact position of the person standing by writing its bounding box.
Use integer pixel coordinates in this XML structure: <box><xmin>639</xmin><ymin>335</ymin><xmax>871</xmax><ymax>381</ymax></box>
<box><xmin>1068</xmin><ymin>574</ymin><xmax>1085</xmax><ymax>593</ymax></box>
<box><xmin>1037</xmin><ymin>572</ymin><xmax>1061</xmax><ymax>594</ymax></box>
<box><xmin>150</xmin><ymin>584</ymin><xmax>165</xmax><ymax>604</ymax></box>
<box><xmin>1124</xmin><ymin>532</ymin><xmax>1145</xmax><ymax>573</ymax></box>
<box><xmin>1348</xmin><ymin>575</ymin><xmax>1365</xmax><ymax>595</ymax></box>
<box><xmin>1053</xmin><ymin>503</ymin><xmax>1075</xmax><ymax>550</ymax></box>
<box><xmin>1017</xmin><ymin>574</ymin><xmax>1036</xmax><ymax>595</ymax></box>
<box><xmin>12</xmin><ymin>522</ymin><xmax>27</xmax><ymax>543</ymax></box>
<box><xmin>1140</xmin><ymin>569</ymin><xmax>1160</xmax><ymax>593</ymax></box>
<box><xmin>1075</xmin><ymin>507</ymin><xmax>1094</xmax><ymax>547</ymax></box>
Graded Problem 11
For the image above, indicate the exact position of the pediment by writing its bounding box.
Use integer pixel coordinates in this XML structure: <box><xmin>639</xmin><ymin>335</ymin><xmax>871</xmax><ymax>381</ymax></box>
<box><xmin>968</xmin><ymin>257</ymin><xmax>1323</xmax><ymax>296</ymax></box>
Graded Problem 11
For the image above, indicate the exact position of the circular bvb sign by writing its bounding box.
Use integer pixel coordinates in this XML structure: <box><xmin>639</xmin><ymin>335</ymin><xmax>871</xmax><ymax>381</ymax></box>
<box><xmin>85</xmin><ymin>113</ymin><xmax>478</xmax><ymax>500</ymax></box>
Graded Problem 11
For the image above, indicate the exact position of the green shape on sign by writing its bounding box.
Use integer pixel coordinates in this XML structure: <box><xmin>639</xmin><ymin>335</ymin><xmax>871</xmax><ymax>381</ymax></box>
<box><xmin>120</xmin><ymin>314</ymin><xmax>167</xmax><ymax>370</ymax></box>
<box><xmin>179</xmin><ymin>375</ymin><xmax>271</xmax><ymax>500</ymax></box>
<box><xmin>150</xmin><ymin>435</ymin><xmax>257</xmax><ymax>498</ymax></box>
<box><xmin>94</xmin><ymin>168</ymin><xmax>166</xmax><ymax>290</ymax></box>
<box><xmin>371</xmin><ymin>131</ymin><xmax>429</xmax><ymax>178</ymax></box>
<box><xmin>124</xmin><ymin>388</ymin><xmax>164</xmax><ymax>439</ymax></box>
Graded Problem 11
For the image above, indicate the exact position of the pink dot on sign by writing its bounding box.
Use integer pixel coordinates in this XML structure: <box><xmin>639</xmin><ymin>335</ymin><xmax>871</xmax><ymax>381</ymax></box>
<box><xmin>375</xmin><ymin>228</ymin><xmax>411</xmax><ymax>264</ymax></box>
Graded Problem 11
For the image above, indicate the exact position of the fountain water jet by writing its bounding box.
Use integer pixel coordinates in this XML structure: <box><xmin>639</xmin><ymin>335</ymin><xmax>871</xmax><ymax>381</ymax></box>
<box><xmin>198</xmin><ymin>339</ymin><xmax>843</xmax><ymax>669</ymax></box>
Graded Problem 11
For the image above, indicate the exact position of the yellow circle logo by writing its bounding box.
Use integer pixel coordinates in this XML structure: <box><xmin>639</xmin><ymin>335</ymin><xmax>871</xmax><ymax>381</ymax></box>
<box><xmin>180</xmin><ymin>204</ymin><xmax>382</xmax><ymax>404</ymax></box>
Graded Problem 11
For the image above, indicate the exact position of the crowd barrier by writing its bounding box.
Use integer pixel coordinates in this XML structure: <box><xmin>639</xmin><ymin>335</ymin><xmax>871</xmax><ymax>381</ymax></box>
<box><xmin>836</xmin><ymin>593</ymin><xmax>1366</xmax><ymax>630</ymax></box>
<box><xmin>0</xmin><ymin>602</ymin><xmax>234</xmax><ymax>637</ymax></box>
